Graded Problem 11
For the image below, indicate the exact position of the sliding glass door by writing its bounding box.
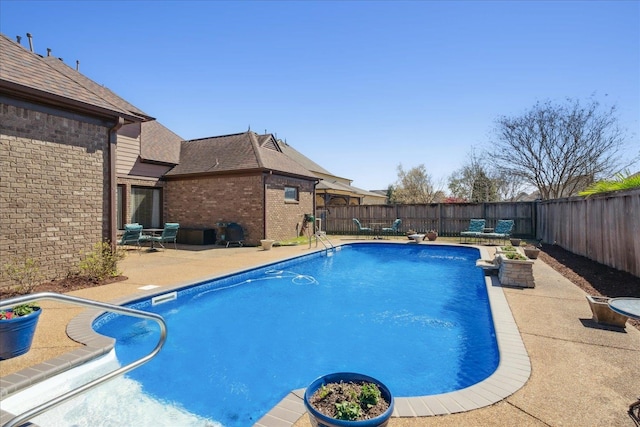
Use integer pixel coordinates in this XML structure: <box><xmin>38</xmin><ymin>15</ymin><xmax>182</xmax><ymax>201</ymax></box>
<box><xmin>131</xmin><ymin>187</ymin><xmax>162</xmax><ymax>228</ymax></box>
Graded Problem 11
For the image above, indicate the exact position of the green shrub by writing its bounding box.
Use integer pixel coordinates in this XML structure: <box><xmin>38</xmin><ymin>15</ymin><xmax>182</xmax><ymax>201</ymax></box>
<box><xmin>505</xmin><ymin>252</ymin><xmax>528</xmax><ymax>260</ymax></box>
<box><xmin>78</xmin><ymin>242</ymin><xmax>125</xmax><ymax>282</ymax></box>
<box><xmin>3</xmin><ymin>258</ymin><xmax>41</xmax><ymax>295</ymax></box>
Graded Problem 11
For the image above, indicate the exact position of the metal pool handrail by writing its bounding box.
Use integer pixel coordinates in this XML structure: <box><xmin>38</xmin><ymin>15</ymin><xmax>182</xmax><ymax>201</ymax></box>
<box><xmin>1</xmin><ymin>292</ymin><xmax>168</xmax><ymax>427</ymax></box>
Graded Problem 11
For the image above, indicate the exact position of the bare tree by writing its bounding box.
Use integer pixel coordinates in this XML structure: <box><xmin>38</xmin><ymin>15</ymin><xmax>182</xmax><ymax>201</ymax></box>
<box><xmin>490</xmin><ymin>98</ymin><xmax>634</xmax><ymax>200</ymax></box>
<box><xmin>448</xmin><ymin>149</ymin><xmax>526</xmax><ymax>201</ymax></box>
<box><xmin>393</xmin><ymin>164</ymin><xmax>441</xmax><ymax>203</ymax></box>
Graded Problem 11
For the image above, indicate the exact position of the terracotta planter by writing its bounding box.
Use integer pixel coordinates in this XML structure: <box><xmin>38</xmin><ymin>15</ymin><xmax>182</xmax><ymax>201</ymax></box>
<box><xmin>585</xmin><ymin>295</ymin><xmax>628</xmax><ymax>327</ymax></box>
<box><xmin>426</xmin><ymin>232</ymin><xmax>438</xmax><ymax>241</ymax></box>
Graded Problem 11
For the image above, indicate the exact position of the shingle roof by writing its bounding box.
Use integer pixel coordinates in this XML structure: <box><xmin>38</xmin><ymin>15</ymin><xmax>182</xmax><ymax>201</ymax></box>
<box><xmin>317</xmin><ymin>179</ymin><xmax>386</xmax><ymax>198</ymax></box>
<box><xmin>140</xmin><ymin>121</ymin><xmax>183</xmax><ymax>165</ymax></box>
<box><xmin>0</xmin><ymin>33</ymin><xmax>150</xmax><ymax>122</ymax></box>
<box><xmin>278</xmin><ymin>139</ymin><xmax>385</xmax><ymax>200</ymax></box>
<box><xmin>165</xmin><ymin>131</ymin><xmax>317</xmax><ymax>179</ymax></box>
<box><xmin>278</xmin><ymin>140</ymin><xmax>335</xmax><ymax>177</ymax></box>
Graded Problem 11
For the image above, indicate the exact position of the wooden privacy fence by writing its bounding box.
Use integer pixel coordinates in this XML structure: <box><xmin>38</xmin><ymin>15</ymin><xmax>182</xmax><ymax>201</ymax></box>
<box><xmin>316</xmin><ymin>191</ymin><xmax>639</xmax><ymax>277</ymax></box>
<box><xmin>318</xmin><ymin>202</ymin><xmax>537</xmax><ymax>238</ymax></box>
<box><xmin>537</xmin><ymin>188</ymin><xmax>640</xmax><ymax>277</ymax></box>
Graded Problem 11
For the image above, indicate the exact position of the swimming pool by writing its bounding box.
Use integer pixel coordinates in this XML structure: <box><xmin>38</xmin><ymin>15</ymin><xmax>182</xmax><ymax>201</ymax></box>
<box><xmin>2</xmin><ymin>243</ymin><xmax>531</xmax><ymax>427</ymax></box>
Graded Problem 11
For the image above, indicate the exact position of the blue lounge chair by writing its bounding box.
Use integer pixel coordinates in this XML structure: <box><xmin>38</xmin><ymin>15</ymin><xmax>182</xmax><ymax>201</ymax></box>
<box><xmin>140</xmin><ymin>223</ymin><xmax>180</xmax><ymax>250</ymax></box>
<box><xmin>117</xmin><ymin>224</ymin><xmax>143</xmax><ymax>250</ymax></box>
<box><xmin>352</xmin><ymin>218</ymin><xmax>372</xmax><ymax>239</ymax></box>
<box><xmin>381</xmin><ymin>218</ymin><xmax>402</xmax><ymax>238</ymax></box>
<box><xmin>459</xmin><ymin>219</ymin><xmax>486</xmax><ymax>243</ymax></box>
<box><xmin>480</xmin><ymin>220</ymin><xmax>514</xmax><ymax>245</ymax></box>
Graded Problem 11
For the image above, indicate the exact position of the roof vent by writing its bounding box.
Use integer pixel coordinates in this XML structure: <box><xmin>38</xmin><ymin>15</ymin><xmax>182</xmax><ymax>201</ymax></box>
<box><xmin>47</xmin><ymin>48</ymin><xmax>51</xmax><ymax>56</ymax></box>
<box><xmin>26</xmin><ymin>32</ymin><xmax>33</xmax><ymax>52</ymax></box>
<box><xmin>16</xmin><ymin>35</ymin><xmax>21</xmax><ymax>44</ymax></box>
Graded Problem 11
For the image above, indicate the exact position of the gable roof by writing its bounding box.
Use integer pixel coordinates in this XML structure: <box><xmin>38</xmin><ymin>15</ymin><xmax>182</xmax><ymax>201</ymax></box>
<box><xmin>278</xmin><ymin>139</ymin><xmax>335</xmax><ymax>177</ymax></box>
<box><xmin>0</xmin><ymin>33</ymin><xmax>151</xmax><ymax>123</ymax></box>
<box><xmin>140</xmin><ymin>121</ymin><xmax>183</xmax><ymax>165</ymax></box>
<box><xmin>165</xmin><ymin>131</ymin><xmax>317</xmax><ymax>180</ymax></box>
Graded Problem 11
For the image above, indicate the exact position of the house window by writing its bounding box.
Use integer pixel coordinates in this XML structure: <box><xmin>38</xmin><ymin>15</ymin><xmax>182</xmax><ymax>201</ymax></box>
<box><xmin>284</xmin><ymin>186</ymin><xmax>299</xmax><ymax>202</ymax></box>
<box><xmin>131</xmin><ymin>186</ymin><xmax>162</xmax><ymax>228</ymax></box>
<box><xmin>116</xmin><ymin>184</ymin><xmax>125</xmax><ymax>229</ymax></box>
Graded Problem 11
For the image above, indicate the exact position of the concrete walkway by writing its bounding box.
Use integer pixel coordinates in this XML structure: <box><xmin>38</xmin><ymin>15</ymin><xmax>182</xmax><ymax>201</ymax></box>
<box><xmin>1</xmin><ymin>239</ymin><xmax>639</xmax><ymax>426</ymax></box>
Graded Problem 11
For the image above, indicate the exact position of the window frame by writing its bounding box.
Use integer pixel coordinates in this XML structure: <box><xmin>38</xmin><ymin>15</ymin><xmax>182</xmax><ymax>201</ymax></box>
<box><xmin>284</xmin><ymin>186</ymin><xmax>299</xmax><ymax>202</ymax></box>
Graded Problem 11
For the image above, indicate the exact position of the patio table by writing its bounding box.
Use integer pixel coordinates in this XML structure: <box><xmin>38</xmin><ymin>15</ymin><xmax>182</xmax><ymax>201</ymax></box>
<box><xmin>141</xmin><ymin>228</ymin><xmax>163</xmax><ymax>251</ymax></box>
<box><xmin>369</xmin><ymin>222</ymin><xmax>387</xmax><ymax>239</ymax></box>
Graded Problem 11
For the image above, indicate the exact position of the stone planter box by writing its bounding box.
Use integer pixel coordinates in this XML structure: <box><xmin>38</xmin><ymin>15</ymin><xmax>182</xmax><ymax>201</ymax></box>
<box><xmin>497</xmin><ymin>253</ymin><xmax>535</xmax><ymax>288</ymax></box>
<box><xmin>585</xmin><ymin>295</ymin><xmax>628</xmax><ymax>327</ymax></box>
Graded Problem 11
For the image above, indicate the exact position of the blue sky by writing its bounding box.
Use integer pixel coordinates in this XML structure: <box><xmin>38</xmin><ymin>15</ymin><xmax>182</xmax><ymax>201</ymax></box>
<box><xmin>2</xmin><ymin>0</ymin><xmax>638</xmax><ymax>191</ymax></box>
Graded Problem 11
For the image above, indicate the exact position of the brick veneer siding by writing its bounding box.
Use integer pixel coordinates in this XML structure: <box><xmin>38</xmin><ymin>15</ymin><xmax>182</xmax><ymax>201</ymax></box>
<box><xmin>0</xmin><ymin>101</ymin><xmax>111</xmax><ymax>286</ymax></box>
<box><xmin>165</xmin><ymin>173</ymin><xmax>314</xmax><ymax>245</ymax></box>
<box><xmin>265</xmin><ymin>175</ymin><xmax>315</xmax><ymax>241</ymax></box>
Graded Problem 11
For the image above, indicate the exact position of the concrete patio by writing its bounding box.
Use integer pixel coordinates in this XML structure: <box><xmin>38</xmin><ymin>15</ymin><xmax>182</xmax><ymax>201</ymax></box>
<box><xmin>1</xmin><ymin>238</ymin><xmax>639</xmax><ymax>426</ymax></box>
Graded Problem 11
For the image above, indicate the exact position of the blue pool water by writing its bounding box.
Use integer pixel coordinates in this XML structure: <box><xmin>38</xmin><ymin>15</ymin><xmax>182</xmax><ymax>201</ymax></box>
<box><xmin>95</xmin><ymin>243</ymin><xmax>499</xmax><ymax>426</ymax></box>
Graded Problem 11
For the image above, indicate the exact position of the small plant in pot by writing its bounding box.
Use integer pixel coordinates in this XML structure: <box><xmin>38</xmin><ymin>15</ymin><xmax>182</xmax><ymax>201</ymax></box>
<box><xmin>426</xmin><ymin>230</ymin><xmax>438</xmax><ymax>241</ymax></box>
<box><xmin>304</xmin><ymin>372</ymin><xmax>394</xmax><ymax>427</ymax></box>
<box><xmin>0</xmin><ymin>302</ymin><xmax>41</xmax><ymax>360</ymax></box>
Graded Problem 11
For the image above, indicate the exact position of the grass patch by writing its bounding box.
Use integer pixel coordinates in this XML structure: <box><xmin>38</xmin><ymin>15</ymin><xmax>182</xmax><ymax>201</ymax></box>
<box><xmin>275</xmin><ymin>236</ymin><xmax>310</xmax><ymax>246</ymax></box>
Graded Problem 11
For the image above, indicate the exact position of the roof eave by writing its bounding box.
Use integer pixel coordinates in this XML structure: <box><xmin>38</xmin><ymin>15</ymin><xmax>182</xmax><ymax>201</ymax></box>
<box><xmin>0</xmin><ymin>80</ymin><xmax>151</xmax><ymax>123</ymax></box>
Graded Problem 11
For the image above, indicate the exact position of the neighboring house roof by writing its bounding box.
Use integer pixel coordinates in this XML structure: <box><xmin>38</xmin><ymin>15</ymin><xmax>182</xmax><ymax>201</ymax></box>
<box><xmin>165</xmin><ymin>131</ymin><xmax>317</xmax><ymax>180</ymax></box>
<box><xmin>278</xmin><ymin>139</ymin><xmax>385</xmax><ymax>201</ymax></box>
<box><xmin>317</xmin><ymin>179</ymin><xmax>386</xmax><ymax>198</ymax></box>
<box><xmin>140</xmin><ymin>121</ymin><xmax>183</xmax><ymax>165</ymax></box>
<box><xmin>0</xmin><ymin>33</ymin><xmax>151</xmax><ymax>123</ymax></box>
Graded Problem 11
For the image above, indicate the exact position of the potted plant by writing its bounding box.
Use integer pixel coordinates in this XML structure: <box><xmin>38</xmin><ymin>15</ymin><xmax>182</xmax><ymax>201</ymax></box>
<box><xmin>0</xmin><ymin>302</ymin><xmax>41</xmax><ymax>360</ymax></box>
<box><xmin>510</xmin><ymin>238</ymin><xmax>522</xmax><ymax>246</ymax></box>
<box><xmin>304</xmin><ymin>372</ymin><xmax>394</xmax><ymax>427</ymax></box>
<box><xmin>426</xmin><ymin>230</ymin><xmax>438</xmax><ymax>241</ymax></box>
<box><xmin>260</xmin><ymin>239</ymin><xmax>275</xmax><ymax>250</ymax></box>
<box><xmin>523</xmin><ymin>245</ymin><xmax>540</xmax><ymax>259</ymax></box>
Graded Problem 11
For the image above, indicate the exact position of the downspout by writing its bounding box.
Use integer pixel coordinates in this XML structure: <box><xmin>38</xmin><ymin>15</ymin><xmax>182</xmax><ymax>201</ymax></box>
<box><xmin>313</xmin><ymin>179</ymin><xmax>319</xmax><ymax>233</ymax></box>
<box><xmin>108</xmin><ymin>117</ymin><xmax>124</xmax><ymax>251</ymax></box>
<box><xmin>263</xmin><ymin>172</ymin><xmax>269</xmax><ymax>239</ymax></box>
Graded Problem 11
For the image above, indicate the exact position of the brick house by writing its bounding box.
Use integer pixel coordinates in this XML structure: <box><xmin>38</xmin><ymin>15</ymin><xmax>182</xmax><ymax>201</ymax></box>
<box><xmin>164</xmin><ymin>132</ymin><xmax>318</xmax><ymax>245</ymax></box>
<box><xmin>0</xmin><ymin>33</ymin><xmax>151</xmax><ymax>284</ymax></box>
<box><xmin>0</xmin><ymin>33</ymin><xmax>317</xmax><ymax>284</ymax></box>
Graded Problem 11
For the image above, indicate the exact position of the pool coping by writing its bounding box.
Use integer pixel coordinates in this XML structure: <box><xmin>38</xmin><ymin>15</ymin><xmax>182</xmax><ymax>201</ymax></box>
<box><xmin>0</xmin><ymin>243</ymin><xmax>530</xmax><ymax>426</ymax></box>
